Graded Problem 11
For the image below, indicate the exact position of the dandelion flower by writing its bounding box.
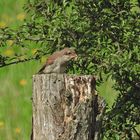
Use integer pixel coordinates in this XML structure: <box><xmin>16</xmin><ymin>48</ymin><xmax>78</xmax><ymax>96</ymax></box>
<box><xmin>0</xmin><ymin>21</ymin><xmax>6</xmax><ymax>28</ymax></box>
<box><xmin>16</xmin><ymin>13</ymin><xmax>26</xmax><ymax>21</ymax></box>
<box><xmin>19</xmin><ymin>79</ymin><xmax>27</xmax><ymax>86</ymax></box>
<box><xmin>15</xmin><ymin>127</ymin><xmax>21</xmax><ymax>134</ymax></box>
<box><xmin>4</xmin><ymin>49</ymin><xmax>14</xmax><ymax>56</ymax></box>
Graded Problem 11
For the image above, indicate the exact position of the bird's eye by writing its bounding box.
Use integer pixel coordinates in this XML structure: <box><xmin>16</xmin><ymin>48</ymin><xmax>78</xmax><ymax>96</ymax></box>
<box><xmin>66</xmin><ymin>51</ymin><xmax>71</xmax><ymax>55</ymax></box>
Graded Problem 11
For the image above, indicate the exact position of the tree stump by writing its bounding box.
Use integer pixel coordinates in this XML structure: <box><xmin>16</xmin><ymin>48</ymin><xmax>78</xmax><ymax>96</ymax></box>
<box><xmin>32</xmin><ymin>74</ymin><xmax>105</xmax><ymax>140</ymax></box>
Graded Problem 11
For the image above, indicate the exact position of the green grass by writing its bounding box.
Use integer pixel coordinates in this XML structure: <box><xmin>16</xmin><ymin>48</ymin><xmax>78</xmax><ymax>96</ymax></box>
<box><xmin>0</xmin><ymin>1</ymin><xmax>41</xmax><ymax>138</ymax></box>
<box><xmin>0</xmin><ymin>0</ymin><xmax>118</xmax><ymax>139</ymax></box>
<box><xmin>0</xmin><ymin>61</ymin><xmax>41</xmax><ymax>140</ymax></box>
<box><xmin>0</xmin><ymin>0</ymin><xmax>26</xmax><ymax>28</ymax></box>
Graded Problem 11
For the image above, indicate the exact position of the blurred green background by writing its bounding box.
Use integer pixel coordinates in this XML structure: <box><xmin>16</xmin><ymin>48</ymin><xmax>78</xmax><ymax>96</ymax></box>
<box><xmin>0</xmin><ymin>0</ymin><xmax>117</xmax><ymax>139</ymax></box>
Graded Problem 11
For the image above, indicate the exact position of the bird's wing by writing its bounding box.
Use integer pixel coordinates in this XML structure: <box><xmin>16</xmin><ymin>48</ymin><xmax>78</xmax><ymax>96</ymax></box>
<box><xmin>45</xmin><ymin>51</ymin><xmax>62</xmax><ymax>65</ymax></box>
<box><xmin>38</xmin><ymin>51</ymin><xmax>63</xmax><ymax>73</ymax></box>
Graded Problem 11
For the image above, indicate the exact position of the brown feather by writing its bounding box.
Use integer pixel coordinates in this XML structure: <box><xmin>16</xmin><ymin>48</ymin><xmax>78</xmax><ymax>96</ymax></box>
<box><xmin>38</xmin><ymin>48</ymin><xmax>76</xmax><ymax>74</ymax></box>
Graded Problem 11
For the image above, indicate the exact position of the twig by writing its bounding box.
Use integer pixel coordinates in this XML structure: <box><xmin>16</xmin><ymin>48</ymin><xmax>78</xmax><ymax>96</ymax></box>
<box><xmin>0</xmin><ymin>57</ymin><xmax>36</xmax><ymax>68</ymax></box>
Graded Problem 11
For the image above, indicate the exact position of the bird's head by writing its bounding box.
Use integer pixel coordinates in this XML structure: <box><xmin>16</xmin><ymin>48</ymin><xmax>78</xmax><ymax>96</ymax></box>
<box><xmin>61</xmin><ymin>47</ymin><xmax>77</xmax><ymax>60</ymax></box>
<box><xmin>55</xmin><ymin>48</ymin><xmax>77</xmax><ymax>65</ymax></box>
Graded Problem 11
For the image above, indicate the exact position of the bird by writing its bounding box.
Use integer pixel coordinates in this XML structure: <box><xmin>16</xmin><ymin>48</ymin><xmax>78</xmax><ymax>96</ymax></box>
<box><xmin>38</xmin><ymin>47</ymin><xmax>77</xmax><ymax>74</ymax></box>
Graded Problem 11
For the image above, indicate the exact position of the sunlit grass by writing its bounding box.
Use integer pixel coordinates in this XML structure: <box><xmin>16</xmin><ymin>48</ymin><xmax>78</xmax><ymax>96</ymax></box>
<box><xmin>0</xmin><ymin>61</ymin><xmax>41</xmax><ymax>140</ymax></box>
<box><xmin>0</xmin><ymin>0</ymin><xmax>26</xmax><ymax>29</ymax></box>
<box><xmin>0</xmin><ymin>121</ymin><xmax>4</xmax><ymax>129</ymax></box>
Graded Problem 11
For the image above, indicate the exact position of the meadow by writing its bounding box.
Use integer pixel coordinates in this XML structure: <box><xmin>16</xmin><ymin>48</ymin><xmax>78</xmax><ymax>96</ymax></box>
<box><xmin>0</xmin><ymin>0</ymin><xmax>117</xmax><ymax>139</ymax></box>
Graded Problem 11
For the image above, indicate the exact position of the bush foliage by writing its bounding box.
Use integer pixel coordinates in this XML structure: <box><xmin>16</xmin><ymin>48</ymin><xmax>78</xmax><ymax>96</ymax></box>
<box><xmin>0</xmin><ymin>0</ymin><xmax>140</xmax><ymax>139</ymax></box>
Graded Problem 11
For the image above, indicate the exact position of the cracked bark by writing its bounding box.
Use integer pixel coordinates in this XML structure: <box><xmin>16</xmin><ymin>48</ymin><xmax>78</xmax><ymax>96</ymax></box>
<box><xmin>31</xmin><ymin>74</ymin><xmax>105</xmax><ymax>140</ymax></box>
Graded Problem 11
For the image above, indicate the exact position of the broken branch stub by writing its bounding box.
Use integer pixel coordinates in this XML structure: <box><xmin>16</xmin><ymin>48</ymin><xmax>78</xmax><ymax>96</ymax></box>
<box><xmin>32</xmin><ymin>74</ymin><xmax>105</xmax><ymax>140</ymax></box>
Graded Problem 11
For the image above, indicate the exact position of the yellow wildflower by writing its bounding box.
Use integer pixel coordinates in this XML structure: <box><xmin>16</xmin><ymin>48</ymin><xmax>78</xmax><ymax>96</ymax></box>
<box><xmin>16</xmin><ymin>13</ymin><xmax>26</xmax><ymax>21</ymax></box>
<box><xmin>31</xmin><ymin>48</ymin><xmax>38</xmax><ymax>55</ymax></box>
<box><xmin>15</xmin><ymin>127</ymin><xmax>21</xmax><ymax>134</ymax></box>
<box><xmin>0</xmin><ymin>21</ymin><xmax>6</xmax><ymax>28</ymax></box>
<box><xmin>19</xmin><ymin>79</ymin><xmax>27</xmax><ymax>86</ymax></box>
<box><xmin>7</xmin><ymin>40</ymin><xmax>14</xmax><ymax>46</ymax></box>
<box><xmin>4</xmin><ymin>49</ymin><xmax>14</xmax><ymax>56</ymax></box>
<box><xmin>0</xmin><ymin>121</ymin><xmax>4</xmax><ymax>128</ymax></box>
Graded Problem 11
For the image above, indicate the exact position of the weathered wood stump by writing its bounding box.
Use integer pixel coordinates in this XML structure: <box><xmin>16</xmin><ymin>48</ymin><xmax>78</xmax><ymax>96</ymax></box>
<box><xmin>32</xmin><ymin>74</ymin><xmax>105</xmax><ymax>140</ymax></box>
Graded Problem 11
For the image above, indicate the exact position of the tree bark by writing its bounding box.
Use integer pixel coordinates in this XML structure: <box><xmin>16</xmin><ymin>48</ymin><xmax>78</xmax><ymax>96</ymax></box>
<box><xmin>32</xmin><ymin>74</ymin><xmax>105</xmax><ymax>140</ymax></box>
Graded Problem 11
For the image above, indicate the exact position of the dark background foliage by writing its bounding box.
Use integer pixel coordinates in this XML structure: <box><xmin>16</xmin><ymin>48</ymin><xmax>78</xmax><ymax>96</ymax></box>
<box><xmin>0</xmin><ymin>0</ymin><xmax>140</xmax><ymax>139</ymax></box>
